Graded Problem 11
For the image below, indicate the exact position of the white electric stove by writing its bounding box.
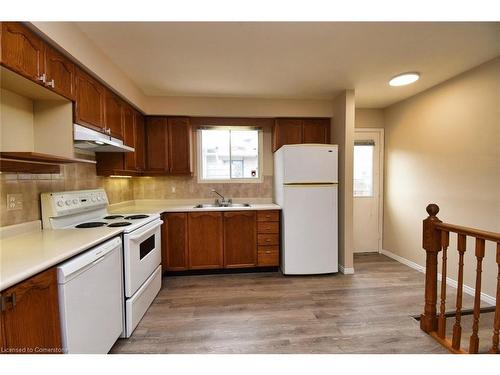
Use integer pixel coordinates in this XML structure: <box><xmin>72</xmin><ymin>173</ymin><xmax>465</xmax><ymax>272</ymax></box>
<box><xmin>41</xmin><ymin>188</ymin><xmax>162</xmax><ymax>340</ymax></box>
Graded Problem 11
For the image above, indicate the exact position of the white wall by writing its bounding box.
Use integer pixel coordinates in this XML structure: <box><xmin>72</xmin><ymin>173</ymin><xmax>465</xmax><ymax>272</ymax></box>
<box><xmin>383</xmin><ymin>57</ymin><xmax>500</xmax><ymax>297</ymax></box>
<box><xmin>331</xmin><ymin>90</ymin><xmax>356</xmax><ymax>271</ymax></box>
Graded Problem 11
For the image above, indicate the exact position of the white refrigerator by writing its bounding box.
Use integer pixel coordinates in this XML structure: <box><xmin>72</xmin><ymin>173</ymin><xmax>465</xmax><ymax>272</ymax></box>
<box><xmin>274</xmin><ymin>144</ymin><xmax>339</xmax><ymax>275</ymax></box>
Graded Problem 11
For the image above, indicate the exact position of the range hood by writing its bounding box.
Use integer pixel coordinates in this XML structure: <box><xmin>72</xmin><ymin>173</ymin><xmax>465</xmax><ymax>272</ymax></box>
<box><xmin>73</xmin><ymin>124</ymin><xmax>134</xmax><ymax>153</ymax></box>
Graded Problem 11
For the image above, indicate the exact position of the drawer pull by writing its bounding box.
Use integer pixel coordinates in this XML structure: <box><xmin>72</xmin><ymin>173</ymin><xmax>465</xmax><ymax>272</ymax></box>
<box><xmin>265</xmin><ymin>239</ymin><xmax>271</xmax><ymax>242</ymax></box>
<box><xmin>265</xmin><ymin>251</ymin><xmax>271</xmax><ymax>254</ymax></box>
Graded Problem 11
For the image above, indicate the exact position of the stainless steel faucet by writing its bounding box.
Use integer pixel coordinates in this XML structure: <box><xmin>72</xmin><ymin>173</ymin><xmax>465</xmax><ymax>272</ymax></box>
<box><xmin>211</xmin><ymin>189</ymin><xmax>232</xmax><ymax>206</ymax></box>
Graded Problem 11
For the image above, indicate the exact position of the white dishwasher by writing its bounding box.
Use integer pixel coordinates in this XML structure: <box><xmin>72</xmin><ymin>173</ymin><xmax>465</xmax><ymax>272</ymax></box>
<box><xmin>57</xmin><ymin>236</ymin><xmax>124</xmax><ymax>354</ymax></box>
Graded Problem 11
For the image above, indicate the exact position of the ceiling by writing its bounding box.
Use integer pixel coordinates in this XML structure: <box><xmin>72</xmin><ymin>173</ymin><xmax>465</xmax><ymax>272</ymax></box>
<box><xmin>75</xmin><ymin>22</ymin><xmax>500</xmax><ymax>108</ymax></box>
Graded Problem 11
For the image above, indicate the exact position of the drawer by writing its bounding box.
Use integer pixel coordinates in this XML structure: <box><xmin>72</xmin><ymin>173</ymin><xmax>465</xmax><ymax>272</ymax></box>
<box><xmin>258</xmin><ymin>246</ymin><xmax>279</xmax><ymax>266</ymax></box>
<box><xmin>257</xmin><ymin>222</ymin><xmax>279</xmax><ymax>234</ymax></box>
<box><xmin>258</xmin><ymin>233</ymin><xmax>279</xmax><ymax>246</ymax></box>
<box><xmin>257</xmin><ymin>210</ymin><xmax>280</xmax><ymax>222</ymax></box>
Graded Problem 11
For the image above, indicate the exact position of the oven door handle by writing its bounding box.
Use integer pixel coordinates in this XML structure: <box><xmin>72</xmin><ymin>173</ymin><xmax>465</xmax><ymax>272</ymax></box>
<box><xmin>126</xmin><ymin>219</ymin><xmax>163</xmax><ymax>242</ymax></box>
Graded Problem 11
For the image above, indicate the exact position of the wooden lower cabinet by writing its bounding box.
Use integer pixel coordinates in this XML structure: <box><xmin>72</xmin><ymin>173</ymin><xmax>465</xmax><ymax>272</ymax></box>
<box><xmin>161</xmin><ymin>210</ymin><xmax>280</xmax><ymax>272</ymax></box>
<box><xmin>162</xmin><ymin>212</ymin><xmax>188</xmax><ymax>271</ymax></box>
<box><xmin>0</xmin><ymin>268</ymin><xmax>62</xmax><ymax>354</ymax></box>
<box><xmin>224</xmin><ymin>211</ymin><xmax>257</xmax><ymax>268</ymax></box>
<box><xmin>188</xmin><ymin>212</ymin><xmax>224</xmax><ymax>269</ymax></box>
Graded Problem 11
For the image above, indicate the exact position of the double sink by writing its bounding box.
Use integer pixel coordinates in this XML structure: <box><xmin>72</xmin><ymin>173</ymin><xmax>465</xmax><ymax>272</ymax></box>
<box><xmin>194</xmin><ymin>203</ymin><xmax>251</xmax><ymax>209</ymax></box>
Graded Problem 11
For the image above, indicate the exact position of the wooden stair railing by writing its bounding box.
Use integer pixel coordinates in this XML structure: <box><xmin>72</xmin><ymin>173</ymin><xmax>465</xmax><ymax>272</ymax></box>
<box><xmin>421</xmin><ymin>204</ymin><xmax>500</xmax><ymax>354</ymax></box>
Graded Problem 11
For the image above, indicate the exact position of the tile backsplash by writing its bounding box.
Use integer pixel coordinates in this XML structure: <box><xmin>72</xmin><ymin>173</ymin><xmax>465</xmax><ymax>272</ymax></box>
<box><xmin>0</xmin><ymin>164</ymin><xmax>133</xmax><ymax>227</ymax></box>
<box><xmin>0</xmin><ymin>164</ymin><xmax>273</xmax><ymax>227</ymax></box>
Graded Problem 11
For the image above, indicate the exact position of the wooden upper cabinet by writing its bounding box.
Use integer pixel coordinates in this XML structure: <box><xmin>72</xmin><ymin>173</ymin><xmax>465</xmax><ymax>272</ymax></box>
<box><xmin>44</xmin><ymin>45</ymin><xmax>75</xmax><ymax>100</ymax></box>
<box><xmin>162</xmin><ymin>213</ymin><xmax>188</xmax><ymax>271</ymax></box>
<box><xmin>122</xmin><ymin>104</ymin><xmax>136</xmax><ymax>170</ymax></box>
<box><xmin>302</xmin><ymin>118</ymin><xmax>330</xmax><ymax>144</ymax></box>
<box><xmin>134</xmin><ymin>111</ymin><xmax>146</xmax><ymax>171</ymax></box>
<box><xmin>0</xmin><ymin>268</ymin><xmax>62</xmax><ymax>353</ymax></box>
<box><xmin>145</xmin><ymin>117</ymin><xmax>169</xmax><ymax>174</ymax></box>
<box><xmin>273</xmin><ymin>118</ymin><xmax>303</xmax><ymax>151</ymax></box>
<box><xmin>168</xmin><ymin>117</ymin><xmax>192</xmax><ymax>175</ymax></box>
<box><xmin>188</xmin><ymin>212</ymin><xmax>224</xmax><ymax>269</ymax></box>
<box><xmin>0</xmin><ymin>22</ymin><xmax>45</xmax><ymax>82</ymax></box>
<box><xmin>273</xmin><ymin>118</ymin><xmax>331</xmax><ymax>151</ymax></box>
<box><xmin>223</xmin><ymin>211</ymin><xmax>257</xmax><ymax>268</ymax></box>
<box><xmin>104</xmin><ymin>90</ymin><xmax>124</xmax><ymax>139</ymax></box>
<box><xmin>74</xmin><ymin>66</ymin><xmax>105</xmax><ymax>132</ymax></box>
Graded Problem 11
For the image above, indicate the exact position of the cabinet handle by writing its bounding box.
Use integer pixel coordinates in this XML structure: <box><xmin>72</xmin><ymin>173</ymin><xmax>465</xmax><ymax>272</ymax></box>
<box><xmin>37</xmin><ymin>73</ymin><xmax>46</xmax><ymax>83</ymax></box>
<box><xmin>1</xmin><ymin>293</ymin><xmax>16</xmax><ymax>311</ymax></box>
<box><xmin>265</xmin><ymin>251</ymin><xmax>271</xmax><ymax>254</ymax></box>
<box><xmin>265</xmin><ymin>239</ymin><xmax>271</xmax><ymax>242</ymax></box>
<box><xmin>46</xmin><ymin>79</ymin><xmax>55</xmax><ymax>88</ymax></box>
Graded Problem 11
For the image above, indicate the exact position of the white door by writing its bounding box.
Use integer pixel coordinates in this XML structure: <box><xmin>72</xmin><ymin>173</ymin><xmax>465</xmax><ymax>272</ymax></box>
<box><xmin>281</xmin><ymin>144</ymin><xmax>338</xmax><ymax>183</ymax></box>
<box><xmin>282</xmin><ymin>184</ymin><xmax>338</xmax><ymax>274</ymax></box>
<box><xmin>353</xmin><ymin>129</ymin><xmax>383</xmax><ymax>253</ymax></box>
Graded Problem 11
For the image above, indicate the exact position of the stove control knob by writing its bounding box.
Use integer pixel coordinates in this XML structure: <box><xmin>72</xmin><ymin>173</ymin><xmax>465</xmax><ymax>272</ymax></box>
<box><xmin>91</xmin><ymin>197</ymin><xmax>96</xmax><ymax>202</ymax></box>
<box><xmin>97</xmin><ymin>196</ymin><xmax>102</xmax><ymax>201</ymax></box>
<box><xmin>73</xmin><ymin>199</ymin><xmax>78</xmax><ymax>204</ymax></box>
<box><xmin>57</xmin><ymin>201</ymin><xmax>64</xmax><ymax>207</ymax></box>
<box><xmin>65</xmin><ymin>200</ymin><xmax>71</xmax><ymax>206</ymax></box>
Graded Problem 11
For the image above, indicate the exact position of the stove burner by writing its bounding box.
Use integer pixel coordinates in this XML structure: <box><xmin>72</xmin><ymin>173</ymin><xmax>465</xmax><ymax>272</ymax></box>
<box><xmin>108</xmin><ymin>222</ymin><xmax>132</xmax><ymax>227</ymax></box>
<box><xmin>75</xmin><ymin>222</ymin><xmax>108</xmax><ymax>228</ymax></box>
<box><xmin>103</xmin><ymin>215</ymin><xmax>124</xmax><ymax>220</ymax></box>
<box><xmin>124</xmin><ymin>215</ymin><xmax>149</xmax><ymax>220</ymax></box>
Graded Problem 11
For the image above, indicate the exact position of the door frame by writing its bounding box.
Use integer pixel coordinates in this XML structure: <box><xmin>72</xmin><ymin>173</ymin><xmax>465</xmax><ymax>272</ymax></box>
<box><xmin>354</xmin><ymin>128</ymin><xmax>384</xmax><ymax>253</ymax></box>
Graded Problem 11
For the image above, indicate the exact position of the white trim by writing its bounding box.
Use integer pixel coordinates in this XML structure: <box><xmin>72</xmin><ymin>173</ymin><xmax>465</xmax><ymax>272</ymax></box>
<box><xmin>381</xmin><ymin>249</ymin><xmax>496</xmax><ymax>305</ymax></box>
<box><xmin>339</xmin><ymin>264</ymin><xmax>355</xmax><ymax>274</ymax></box>
<box><xmin>354</xmin><ymin>128</ymin><xmax>384</xmax><ymax>253</ymax></box>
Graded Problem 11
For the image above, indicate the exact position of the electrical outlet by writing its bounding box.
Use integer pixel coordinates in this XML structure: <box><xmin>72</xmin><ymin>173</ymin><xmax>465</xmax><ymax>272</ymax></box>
<box><xmin>171</xmin><ymin>186</ymin><xmax>176</xmax><ymax>193</ymax></box>
<box><xmin>7</xmin><ymin>194</ymin><xmax>23</xmax><ymax>210</ymax></box>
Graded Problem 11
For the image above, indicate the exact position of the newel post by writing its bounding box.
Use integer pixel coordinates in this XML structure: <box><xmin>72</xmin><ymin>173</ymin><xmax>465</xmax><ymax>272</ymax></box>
<box><xmin>420</xmin><ymin>203</ymin><xmax>443</xmax><ymax>333</ymax></box>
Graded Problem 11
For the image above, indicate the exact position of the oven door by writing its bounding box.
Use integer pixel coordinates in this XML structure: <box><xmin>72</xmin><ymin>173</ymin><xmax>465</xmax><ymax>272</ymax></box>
<box><xmin>123</xmin><ymin>219</ymin><xmax>163</xmax><ymax>297</ymax></box>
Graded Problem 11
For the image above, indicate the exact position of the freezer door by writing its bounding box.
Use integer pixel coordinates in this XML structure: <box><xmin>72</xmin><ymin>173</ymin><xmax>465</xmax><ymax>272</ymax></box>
<box><xmin>282</xmin><ymin>184</ymin><xmax>338</xmax><ymax>274</ymax></box>
<box><xmin>282</xmin><ymin>145</ymin><xmax>338</xmax><ymax>183</ymax></box>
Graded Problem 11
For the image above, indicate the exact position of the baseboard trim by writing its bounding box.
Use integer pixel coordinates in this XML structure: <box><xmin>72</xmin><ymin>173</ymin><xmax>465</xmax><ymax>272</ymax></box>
<box><xmin>381</xmin><ymin>249</ymin><xmax>496</xmax><ymax>305</ymax></box>
<box><xmin>339</xmin><ymin>264</ymin><xmax>355</xmax><ymax>275</ymax></box>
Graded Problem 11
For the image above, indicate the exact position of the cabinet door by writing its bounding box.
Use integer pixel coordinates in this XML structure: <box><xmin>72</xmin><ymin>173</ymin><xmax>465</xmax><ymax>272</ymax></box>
<box><xmin>44</xmin><ymin>45</ymin><xmax>75</xmax><ymax>100</ymax></box>
<box><xmin>188</xmin><ymin>212</ymin><xmax>223</xmax><ymax>269</ymax></box>
<box><xmin>122</xmin><ymin>104</ymin><xmax>136</xmax><ymax>170</ymax></box>
<box><xmin>74</xmin><ymin>66</ymin><xmax>105</xmax><ymax>131</ymax></box>
<box><xmin>273</xmin><ymin>118</ymin><xmax>303</xmax><ymax>151</ymax></box>
<box><xmin>162</xmin><ymin>213</ymin><xmax>188</xmax><ymax>271</ymax></box>
<box><xmin>223</xmin><ymin>211</ymin><xmax>257</xmax><ymax>268</ymax></box>
<box><xmin>145</xmin><ymin>117</ymin><xmax>169</xmax><ymax>174</ymax></box>
<box><xmin>302</xmin><ymin>118</ymin><xmax>330</xmax><ymax>144</ymax></box>
<box><xmin>134</xmin><ymin>111</ymin><xmax>146</xmax><ymax>171</ymax></box>
<box><xmin>0</xmin><ymin>22</ymin><xmax>45</xmax><ymax>82</ymax></box>
<box><xmin>104</xmin><ymin>90</ymin><xmax>124</xmax><ymax>139</ymax></box>
<box><xmin>168</xmin><ymin>117</ymin><xmax>192</xmax><ymax>175</ymax></box>
<box><xmin>1</xmin><ymin>268</ymin><xmax>62</xmax><ymax>353</ymax></box>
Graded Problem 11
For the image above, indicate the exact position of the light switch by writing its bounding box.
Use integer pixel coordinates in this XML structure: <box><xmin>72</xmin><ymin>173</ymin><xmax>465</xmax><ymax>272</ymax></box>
<box><xmin>7</xmin><ymin>194</ymin><xmax>23</xmax><ymax>210</ymax></box>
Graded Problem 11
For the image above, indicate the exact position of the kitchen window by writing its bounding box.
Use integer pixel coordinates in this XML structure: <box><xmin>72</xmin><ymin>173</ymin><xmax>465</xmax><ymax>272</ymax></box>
<box><xmin>198</xmin><ymin>127</ymin><xmax>263</xmax><ymax>182</ymax></box>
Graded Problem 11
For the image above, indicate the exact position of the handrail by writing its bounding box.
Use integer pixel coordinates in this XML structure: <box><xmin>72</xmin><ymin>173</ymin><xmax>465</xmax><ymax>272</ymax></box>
<box><xmin>435</xmin><ymin>222</ymin><xmax>500</xmax><ymax>242</ymax></box>
<box><xmin>420</xmin><ymin>203</ymin><xmax>500</xmax><ymax>354</ymax></box>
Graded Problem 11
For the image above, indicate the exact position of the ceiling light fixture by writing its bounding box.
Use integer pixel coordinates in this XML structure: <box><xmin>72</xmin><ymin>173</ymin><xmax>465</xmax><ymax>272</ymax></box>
<box><xmin>389</xmin><ymin>72</ymin><xmax>420</xmax><ymax>87</ymax></box>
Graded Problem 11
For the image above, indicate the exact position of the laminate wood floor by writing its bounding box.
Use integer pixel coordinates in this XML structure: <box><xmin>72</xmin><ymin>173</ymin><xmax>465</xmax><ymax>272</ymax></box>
<box><xmin>111</xmin><ymin>253</ymin><xmax>491</xmax><ymax>354</ymax></box>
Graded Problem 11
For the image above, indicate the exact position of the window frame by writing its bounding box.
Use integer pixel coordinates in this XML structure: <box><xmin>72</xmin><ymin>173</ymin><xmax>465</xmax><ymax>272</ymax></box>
<box><xmin>197</xmin><ymin>126</ymin><xmax>264</xmax><ymax>184</ymax></box>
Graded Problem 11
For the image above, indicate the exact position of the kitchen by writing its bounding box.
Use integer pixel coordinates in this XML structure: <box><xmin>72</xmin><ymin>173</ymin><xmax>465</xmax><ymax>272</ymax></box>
<box><xmin>1</xmin><ymin>3</ymin><xmax>500</xmax><ymax>373</ymax></box>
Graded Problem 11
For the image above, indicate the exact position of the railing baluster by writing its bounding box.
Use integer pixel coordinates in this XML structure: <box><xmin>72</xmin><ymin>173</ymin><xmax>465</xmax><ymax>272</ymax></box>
<box><xmin>490</xmin><ymin>242</ymin><xmax>500</xmax><ymax>354</ymax></box>
<box><xmin>452</xmin><ymin>233</ymin><xmax>467</xmax><ymax>351</ymax></box>
<box><xmin>468</xmin><ymin>238</ymin><xmax>485</xmax><ymax>353</ymax></box>
<box><xmin>438</xmin><ymin>230</ymin><xmax>450</xmax><ymax>339</ymax></box>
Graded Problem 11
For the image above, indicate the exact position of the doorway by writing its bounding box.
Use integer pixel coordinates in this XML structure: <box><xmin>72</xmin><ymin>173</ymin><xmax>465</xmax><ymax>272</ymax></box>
<box><xmin>353</xmin><ymin>129</ymin><xmax>384</xmax><ymax>253</ymax></box>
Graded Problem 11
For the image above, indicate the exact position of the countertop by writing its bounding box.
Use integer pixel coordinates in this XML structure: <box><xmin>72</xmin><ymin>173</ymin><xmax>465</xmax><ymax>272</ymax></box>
<box><xmin>0</xmin><ymin>226</ymin><xmax>123</xmax><ymax>291</ymax></box>
<box><xmin>108</xmin><ymin>199</ymin><xmax>281</xmax><ymax>215</ymax></box>
<box><xmin>0</xmin><ymin>199</ymin><xmax>281</xmax><ymax>291</ymax></box>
